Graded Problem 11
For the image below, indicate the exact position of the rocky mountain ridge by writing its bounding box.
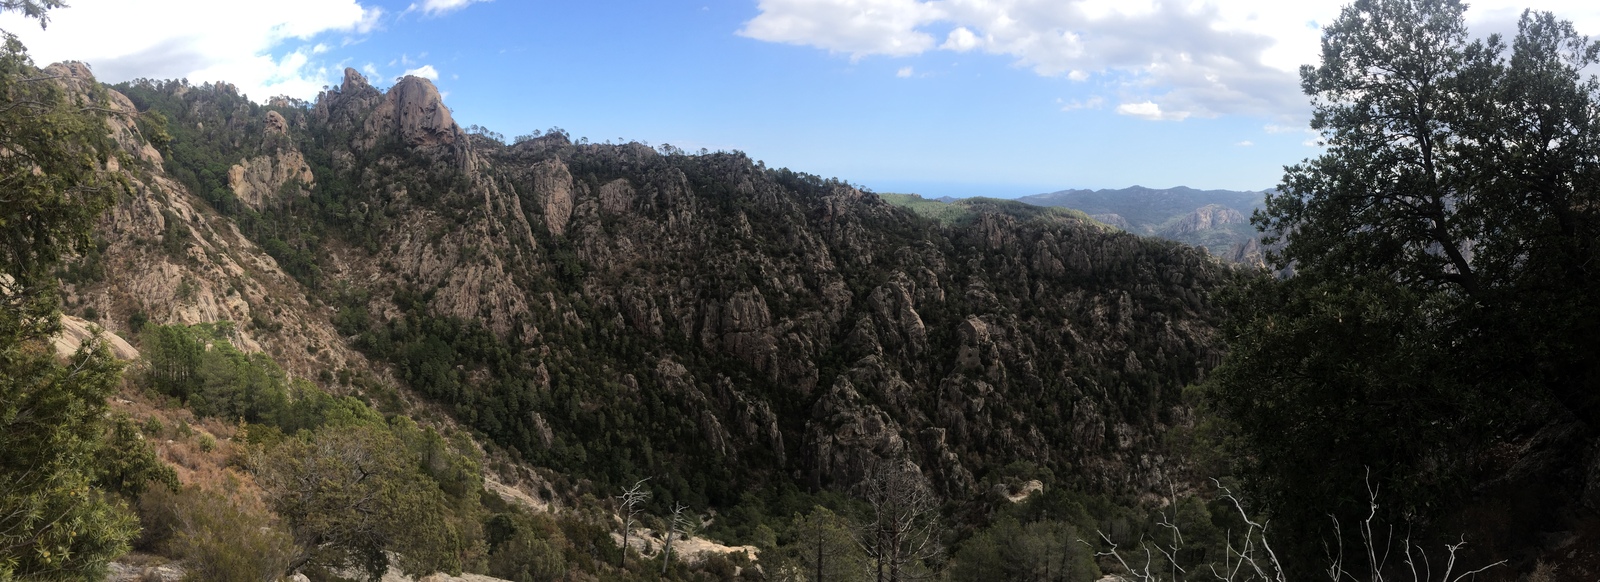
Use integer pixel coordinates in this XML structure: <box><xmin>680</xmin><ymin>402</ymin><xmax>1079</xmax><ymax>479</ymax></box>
<box><xmin>76</xmin><ymin>66</ymin><xmax>1232</xmax><ymax>519</ymax></box>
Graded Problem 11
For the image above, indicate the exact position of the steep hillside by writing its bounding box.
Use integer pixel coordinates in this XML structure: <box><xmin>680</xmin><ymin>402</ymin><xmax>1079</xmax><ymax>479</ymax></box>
<box><xmin>93</xmin><ymin>68</ymin><xmax>1231</xmax><ymax>523</ymax></box>
<box><xmin>52</xmin><ymin>62</ymin><xmax>374</xmax><ymax>386</ymax></box>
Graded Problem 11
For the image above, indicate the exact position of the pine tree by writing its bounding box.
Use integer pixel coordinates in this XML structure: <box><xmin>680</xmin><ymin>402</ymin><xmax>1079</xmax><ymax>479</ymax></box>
<box><xmin>1207</xmin><ymin>0</ymin><xmax>1600</xmax><ymax>573</ymax></box>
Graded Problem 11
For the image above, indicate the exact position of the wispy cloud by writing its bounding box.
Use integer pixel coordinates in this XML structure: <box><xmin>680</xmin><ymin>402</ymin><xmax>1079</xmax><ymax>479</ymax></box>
<box><xmin>739</xmin><ymin>0</ymin><xmax>942</xmax><ymax>58</ymax></box>
<box><xmin>897</xmin><ymin>66</ymin><xmax>914</xmax><ymax>78</ymax></box>
<box><xmin>1264</xmin><ymin>124</ymin><xmax>1309</xmax><ymax>134</ymax></box>
<box><xmin>407</xmin><ymin>0</ymin><xmax>492</xmax><ymax>17</ymax></box>
<box><xmin>1116</xmin><ymin>101</ymin><xmax>1188</xmax><ymax>121</ymax></box>
<box><xmin>738</xmin><ymin>0</ymin><xmax>1600</xmax><ymax>122</ymax></box>
<box><xmin>403</xmin><ymin>64</ymin><xmax>439</xmax><ymax>80</ymax></box>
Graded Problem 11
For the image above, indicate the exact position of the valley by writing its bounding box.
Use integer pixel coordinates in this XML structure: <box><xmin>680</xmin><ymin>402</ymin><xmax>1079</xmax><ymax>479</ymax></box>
<box><xmin>6</xmin><ymin>1</ymin><xmax>1600</xmax><ymax>579</ymax></box>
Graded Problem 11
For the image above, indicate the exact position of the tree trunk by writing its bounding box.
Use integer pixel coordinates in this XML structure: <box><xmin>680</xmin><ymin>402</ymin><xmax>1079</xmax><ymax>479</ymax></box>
<box><xmin>814</xmin><ymin>524</ymin><xmax>824</xmax><ymax>582</ymax></box>
<box><xmin>661</xmin><ymin>527</ymin><xmax>675</xmax><ymax>575</ymax></box>
<box><xmin>619</xmin><ymin>519</ymin><xmax>630</xmax><ymax>569</ymax></box>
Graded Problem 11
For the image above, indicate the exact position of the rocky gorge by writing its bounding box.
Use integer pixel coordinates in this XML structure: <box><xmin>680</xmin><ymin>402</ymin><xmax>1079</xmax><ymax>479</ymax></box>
<box><xmin>71</xmin><ymin>66</ymin><xmax>1231</xmax><ymax>514</ymax></box>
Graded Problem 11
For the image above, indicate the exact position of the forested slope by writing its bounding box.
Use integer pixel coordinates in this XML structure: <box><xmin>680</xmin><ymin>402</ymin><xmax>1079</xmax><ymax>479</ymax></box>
<box><xmin>101</xmin><ymin>68</ymin><xmax>1231</xmax><ymax>513</ymax></box>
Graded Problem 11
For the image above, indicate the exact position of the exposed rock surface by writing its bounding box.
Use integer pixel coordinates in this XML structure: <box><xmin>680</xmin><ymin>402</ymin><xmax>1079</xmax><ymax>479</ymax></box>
<box><xmin>1226</xmin><ymin>236</ymin><xmax>1267</xmax><ymax>268</ymax></box>
<box><xmin>52</xmin><ymin>315</ymin><xmax>139</xmax><ymax>360</ymax></box>
<box><xmin>58</xmin><ymin>68</ymin><xmax>381</xmax><ymax>390</ymax></box>
<box><xmin>227</xmin><ymin>147</ymin><xmax>314</xmax><ymax>210</ymax></box>
<box><xmin>364</xmin><ymin>74</ymin><xmax>459</xmax><ymax>149</ymax></box>
<box><xmin>87</xmin><ymin>65</ymin><xmax>1233</xmax><ymax>510</ymax></box>
<box><xmin>104</xmin><ymin>561</ymin><xmax>185</xmax><ymax>582</ymax></box>
<box><xmin>1159</xmin><ymin>204</ymin><xmax>1247</xmax><ymax>237</ymax></box>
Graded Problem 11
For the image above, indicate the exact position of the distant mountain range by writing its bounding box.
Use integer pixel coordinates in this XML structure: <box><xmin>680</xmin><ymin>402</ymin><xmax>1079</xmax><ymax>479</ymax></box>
<box><xmin>1016</xmin><ymin>186</ymin><xmax>1269</xmax><ymax>262</ymax></box>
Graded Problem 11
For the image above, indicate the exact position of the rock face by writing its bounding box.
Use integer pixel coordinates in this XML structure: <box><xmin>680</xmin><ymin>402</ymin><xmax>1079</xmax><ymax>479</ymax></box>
<box><xmin>227</xmin><ymin>148</ymin><xmax>314</xmax><ymax>210</ymax></box>
<box><xmin>1226</xmin><ymin>236</ymin><xmax>1267</xmax><ymax>268</ymax></box>
<box><xmin>92</xmin><ymin>68</ymin><xmax>1234</xmax><ymax>508</ymax></box>
<box><xmin>532</xmin><ymin>158</ymin><xmax>575</xmax><ymax>236</ymax></box>
<box><xmin>52</xmin><ymin>315</ymin><xmax>139</xmax><ymax>360</ymax></box>
<box><xmin>364</xmin><ymin>75</ymin><xmax>459</xmax><ymax>149</ymax></box>
<box><xmin>1159</xmin><ymin>204</ymin><xmax>1247</xmax><ymax>237</ymax></box>
<box><xmin>58</xmin><ymin>66</ymin><xmax>382</xmax><ymax>384</ymax></box>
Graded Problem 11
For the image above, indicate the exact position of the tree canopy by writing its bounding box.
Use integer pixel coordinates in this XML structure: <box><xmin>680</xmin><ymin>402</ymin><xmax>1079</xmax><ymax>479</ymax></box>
<box><xmin>0</xmin><ymin>2</ymin><xmax>148</xmax><ymax>579</ymax></box>
<box><xmin>1207</xmin><ymin>0</ymin><xmax>1600</xmax><ymax>572</ymax></box>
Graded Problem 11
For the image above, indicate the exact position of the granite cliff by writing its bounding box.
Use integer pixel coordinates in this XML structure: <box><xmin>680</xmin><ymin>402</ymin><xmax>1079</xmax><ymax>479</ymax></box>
<box><xmin>78</xmin><ymin>68</ymin><xmax>1230</xmax><ymax>519</ymax></box>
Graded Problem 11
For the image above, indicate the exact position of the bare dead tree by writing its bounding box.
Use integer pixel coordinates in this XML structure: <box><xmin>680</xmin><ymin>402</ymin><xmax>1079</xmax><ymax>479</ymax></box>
<box><xmin>1325</xmin><ymin>471</ymin><xmax>1507</xmax><ymax>582</ymax></box>
<box><xmin>858</xmin><ymin>460</ymin><xmax>943</xmax><ymax>582</ymax></box>
<box><xmin>662</xmin><ymin>502</ymin><xmax>691</xmax><ymax>575</ymax></box>
<box><xmin>614</xmin><ymin>477</ymin><xmax>651</xmax><ymax>569</ymax></box>
<box><xmin>1084</xmin><ymin>476</ymin><xmax>1505</xmax><ymax>582</ymax></box>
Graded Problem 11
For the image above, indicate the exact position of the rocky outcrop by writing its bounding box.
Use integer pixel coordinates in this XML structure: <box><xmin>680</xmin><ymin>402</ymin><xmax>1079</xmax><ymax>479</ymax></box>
<box><xmin>97</xmin><ymin>69</ymin><xmax>1233</xmax><ymax>512</ymax></box>
<box><xmin>1227</xmin><ymin>236</ymin><xmax>1267</xmax><ymax>268</ymax></box>
<box><xmin>599</xmin><ymin>178</ymin><xmax>635</xmax><ymax>214</ymax></box>
<box><xmin>59</xmin><ymin>65</ymin><xmax>378</xmax><ymax>383</ymax></box>
<box><xmin>531</xmin><ymin>158</ymin><xmax>575</xmax><ymax>236</ymax></box>
<box><xmin>105</xmin><ymin>561</ymin><xmax>185</xmax><ymax>582</ymax></box>
<box><xmin>44</xmin><ymin>62</ymin><xmax>164</xmax><ymax>167</ymax></box>
<box><xmin>51</xmin><ymin>315</ymin><xmax>139</xmax><ymax>360</ymax></box>
<box><xmin>227</xmin><ymin>148</ymin><xmax>314</xmax><ymax>210</ymax></box>
<box><xmin>364</xmin><ymin>75</ymin><xmax>459</xmax><ymax>149</ymax></box>
<box><xmin>806</xmin><ymin>377</ymin><xmax>908</xmax><ymax>489</ymax></box>
<box><xmin>1159</xmin><ymin>204</ymin><xmax>1247</xmax><ymax>237</ymax></box>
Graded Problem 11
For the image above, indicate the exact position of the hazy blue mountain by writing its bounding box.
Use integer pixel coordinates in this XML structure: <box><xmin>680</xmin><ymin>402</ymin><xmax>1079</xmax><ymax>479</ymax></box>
<box><xmin>1018</xmin><ymin>186</ymin><xmax>1268</xmax><ymax>259</ymax></box>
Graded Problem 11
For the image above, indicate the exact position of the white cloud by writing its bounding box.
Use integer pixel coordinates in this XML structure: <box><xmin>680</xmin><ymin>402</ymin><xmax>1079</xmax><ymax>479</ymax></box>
<box><xmin>1236</xmin><ymin>140</ymin><xmax>1254</xmax><ymax>146</ymax></box>
<box><xmin>0</xmin><ymin>0</ymin><xmax>382</xmax><ymax>101</ymax></box>
<box><xmin>943</xmin><ymin>27</ymin><xmax>980</xmax><ymax>51</ymax></box>
<box><xmin>738</xmin><ymin>0</ymin><xmax>943</xmax><ymax>57</ymax></box>
<box><xmin>897</xmin><ymin>66</ymin><xmax>914</xmax><ymax>78</ymax></box>
<box><xmin>404</xmin><ymin>64</ymin><xmax>439</xmax><ymax>80</ymax></box>
<box><xmin>739</xmin><ymin>0</ymin><xmax>1600</xmax><ymax>121</ymax></box>
<box><xmin>408</xmin><ymin>0</ymin><xmax>492</xmax><ymax>17</ymax></box>
<box><xmin>1116</xmin><ymin>101</ymin><xmax>1189</xmax><ymax>121</ymax></box>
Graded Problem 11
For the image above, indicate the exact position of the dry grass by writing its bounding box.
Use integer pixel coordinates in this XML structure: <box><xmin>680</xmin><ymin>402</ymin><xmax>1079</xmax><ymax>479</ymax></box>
<box><xmin>109</xmin><ymin>379</ymin><xmax>269</xmax><ymax>509</ymax></box>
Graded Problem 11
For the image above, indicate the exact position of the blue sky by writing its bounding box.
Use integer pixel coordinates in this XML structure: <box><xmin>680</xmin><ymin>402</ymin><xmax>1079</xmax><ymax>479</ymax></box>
<box><xmin>6</xmin><ymin>0</ymin><xmax>1598</xmax><ymax>198</ymax></box>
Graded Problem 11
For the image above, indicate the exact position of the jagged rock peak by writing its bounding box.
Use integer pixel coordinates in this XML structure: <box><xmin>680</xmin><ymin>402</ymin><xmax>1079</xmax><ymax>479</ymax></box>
<box><xmin>341</xmin><ymin>67</ymin><xmax>370</xmax><ymax>93</ymax></box>
<box><xmin>45</xmin><ymin>61</ymin><xmax>95</xmax><ymax>80</ymax></box>
<box><xmin>264</xmin><ymin>110</ymin><xmax>288</xmax><ymax>135</ymax></box>
<box><xmin>43</xmin><ymin>62</ymin><xmax>103</xmax><ymax>97</ymax></box>
<box><xmin>369</xmin><ymin>74</ymin><xmax>458</xmax><ymax>147</ymax></box>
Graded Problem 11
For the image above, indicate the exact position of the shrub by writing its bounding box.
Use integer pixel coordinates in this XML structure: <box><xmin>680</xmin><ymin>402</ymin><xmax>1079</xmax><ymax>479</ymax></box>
<box><xmin>137</xmin><ymin>485</ymin><xmax>297</xmax><ymax>582</ymax></box>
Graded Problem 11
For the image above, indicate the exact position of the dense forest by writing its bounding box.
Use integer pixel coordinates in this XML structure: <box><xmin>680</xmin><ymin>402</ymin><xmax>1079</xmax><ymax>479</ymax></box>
<box><xmin>3</xmin><ymin>0</ymin><xmax>1600</xmax><ymax>580</ymax></box>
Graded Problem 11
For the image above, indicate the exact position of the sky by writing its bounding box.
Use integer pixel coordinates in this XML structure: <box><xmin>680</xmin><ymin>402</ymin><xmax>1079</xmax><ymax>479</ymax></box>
<box><xmin>4</xmin><ymin>0</ymin><xmax>1599</xmax><ymax>199</ymax></box>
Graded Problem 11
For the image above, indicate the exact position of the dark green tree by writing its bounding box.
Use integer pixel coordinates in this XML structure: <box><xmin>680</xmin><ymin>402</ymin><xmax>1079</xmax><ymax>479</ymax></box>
<box><xmin>0</xmin><ymin>2</ymin><xmax>146</xmax><ymax>579</ymax></box>
<box><xmin>1207</xmin><ymin>0</ymin><xmax>1600</xmax><ymax>572</ymax></box>
<box><xmin>783</xmin><ymin>505</ymin><xmax>865</xmax><ymax>582</ymax></box>
<box><xmin>950</xmin><ymin>516</ymin><xmax>1097</xmax><ymax>582</ymax></box>
<box><xmin>252</xmin><ymin>424</ymin><xmax>465</xmax><ymax>581</ymax></box>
